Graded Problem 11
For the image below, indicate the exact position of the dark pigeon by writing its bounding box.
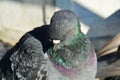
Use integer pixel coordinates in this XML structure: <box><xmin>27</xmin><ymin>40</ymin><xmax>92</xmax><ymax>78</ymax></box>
<box><xmin>0</xmin><ymin>25</ymin><xmax>53</xmax><ymax>80</ymax></box>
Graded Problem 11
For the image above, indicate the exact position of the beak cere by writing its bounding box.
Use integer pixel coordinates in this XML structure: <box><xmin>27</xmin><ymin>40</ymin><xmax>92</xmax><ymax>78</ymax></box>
<box><xmin>53</xmin><ymin>40</ymin><xmax>61</xmax><ymax>44</ymax></box>
<box><xmin>53</xmin><ymin>40</ymin><xmax>61</xmax><ymax>50</ymax></box>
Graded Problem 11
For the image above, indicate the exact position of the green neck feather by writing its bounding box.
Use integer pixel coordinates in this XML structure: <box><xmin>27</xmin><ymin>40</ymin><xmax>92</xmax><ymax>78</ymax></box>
<box><xmin>48</xmin><ymin>48</ymin><xmax>71</xmax><ymax>69</ymax></box>
<box><xmin>48</xmin><ymin>21</ymin><xmax>91</xmax><ymax>69</ymax></box>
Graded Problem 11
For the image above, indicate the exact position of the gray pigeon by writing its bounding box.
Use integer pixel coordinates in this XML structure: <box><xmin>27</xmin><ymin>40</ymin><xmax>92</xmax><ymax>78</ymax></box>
<box><xmin>47</xmin><ymin>10</ymin><xmax>97</xmax><ymax>80</ymax></box>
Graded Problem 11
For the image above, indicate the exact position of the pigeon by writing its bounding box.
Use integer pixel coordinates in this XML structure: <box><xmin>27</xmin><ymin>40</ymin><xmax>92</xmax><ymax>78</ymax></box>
<box><xmin>0</xmin><ymin>25</ymin><xmax>53</xmax><ymax>80</ymax></box>
<box><xmin>47</xmin><ymin>10</ymin><xmax>97</xmax><ymax>80</ymax></box>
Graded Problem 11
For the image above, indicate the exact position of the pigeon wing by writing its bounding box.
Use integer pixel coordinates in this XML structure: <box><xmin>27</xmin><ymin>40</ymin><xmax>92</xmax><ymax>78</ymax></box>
<box><xmin>10</xmin><ymin>34</ymin><xmax>47</xmax><ymax>80</ymax></box>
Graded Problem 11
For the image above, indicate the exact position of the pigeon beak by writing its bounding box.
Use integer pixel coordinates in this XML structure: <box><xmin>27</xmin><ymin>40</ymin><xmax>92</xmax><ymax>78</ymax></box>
<box><xmin>53</xmin><ymin>40</ymin><xmax>61</xmax><ymax>51</ymax></box>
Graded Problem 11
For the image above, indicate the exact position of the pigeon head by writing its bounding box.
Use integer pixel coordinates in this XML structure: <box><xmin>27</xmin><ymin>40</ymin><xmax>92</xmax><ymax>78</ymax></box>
<box><xmin>49</xmin><ymin>10</ymin><xmax>81</xmax><ymax>40</ymax></box>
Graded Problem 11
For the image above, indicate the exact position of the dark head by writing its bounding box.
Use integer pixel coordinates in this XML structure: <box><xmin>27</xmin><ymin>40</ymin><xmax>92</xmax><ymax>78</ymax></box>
<box><xmin>49</xmin><ymin>10</ymin><xmax>81</xmax><ymax>40</ymax></box>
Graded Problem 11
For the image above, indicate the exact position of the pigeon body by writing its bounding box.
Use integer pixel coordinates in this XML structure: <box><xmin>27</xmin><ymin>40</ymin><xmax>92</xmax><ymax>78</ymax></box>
<box><xmin>47</xmin><ymin>10</ymin><xmax>97</xmax><ymax>80</ymax></box>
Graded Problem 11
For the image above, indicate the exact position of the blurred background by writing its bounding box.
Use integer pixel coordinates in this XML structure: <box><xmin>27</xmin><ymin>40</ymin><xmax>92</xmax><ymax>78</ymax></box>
<box><xmin>0</xmin><ymin>0</ymin><xmax>120</xmax><ymax>50</ymax></box>
<box><xmin>0</xmin><ymin>0</ymin><xmax>120</xmax><ymax>79</ymax></box>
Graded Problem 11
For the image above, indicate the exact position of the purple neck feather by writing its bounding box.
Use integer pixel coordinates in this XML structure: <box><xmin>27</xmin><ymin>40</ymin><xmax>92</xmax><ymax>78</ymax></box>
<box><xmin>54</xmin><ymin>63</ymin><xmax>77</xmax><ymax>77</ymax></box>
<box><xmin>48</xmin><ymin>55</ymin><xmax>77</xmax><ymax>77</ymax></box>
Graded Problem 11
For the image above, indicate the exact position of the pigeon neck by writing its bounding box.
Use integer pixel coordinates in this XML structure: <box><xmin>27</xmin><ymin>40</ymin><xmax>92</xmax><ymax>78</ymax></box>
<box><xmin>64</xmin><ymin>31</ymin><xmax>84</xmax><ymax>46</ymax></box>
<box><xmin>48</xmin><ymin>53</ymin><xmax>78</xmax><ymax>77</ymax></box>
<box><xmin>65</xmin><ymin>21</ymin><xmax>81</xmax><ymax>40</ymax></box>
